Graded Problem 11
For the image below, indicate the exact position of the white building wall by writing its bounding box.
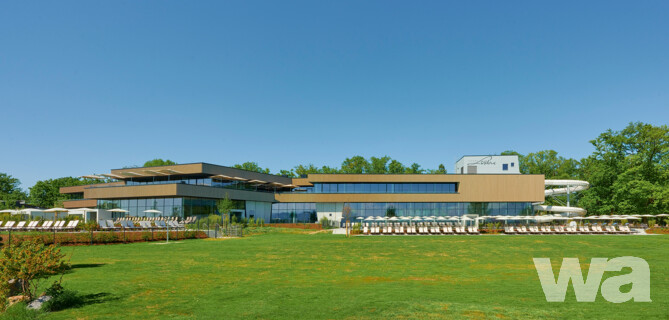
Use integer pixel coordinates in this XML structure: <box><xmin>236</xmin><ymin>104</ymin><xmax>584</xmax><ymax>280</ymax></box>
<box><xmin>455</xmin><ymin>155</ymin><xmax>520</xmax><ymax>174</ymax></box>
<box><xmin>316</xmin><ymin>202</ymin><xmax>344</xmax><ymax>223</ymax></box>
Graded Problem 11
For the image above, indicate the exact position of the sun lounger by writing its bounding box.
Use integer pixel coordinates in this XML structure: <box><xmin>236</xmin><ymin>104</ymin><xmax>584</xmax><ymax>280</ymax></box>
<box><xmin>39</xmin><ymin>220</ymin><xmax>53</xmax><ymax>230</ymax></box>
<box><xmin>12</xmin><ymin>221</ymin><xmax>27</xmax><ymax>230</ymax></box>
<box><xmin>51</xmin><ymin>221</ymin><xmax>65</xmax><ymax>230</ymax></box>
<box><xmin>467</xmin><ymin>226</ymin><xmax>480</xmax><ymax>234</ymax></box>
<box><xmin>363</xmin><ymin>224</ymin><xmax>369</xmax><ymax>234</ymax></box>
<box><xmin>168</xmin><ymin>221</ymin><xmax>181</xmax><ymax>229</ymax></box>
<box><xmin>1</xmin><ymin>221</ymin><xmax>16</xmax><ymax>230</ymax></box>
<box><xmin>123</xmin><ymin>220</ymin><xmax>140</xmax><ymax>229</ymax></box>
<box><xmin>516</xmin><ymin>226</ymin><xmax>527</xmax><ymax>234</ymax></box>
<box><xmin>24</xmin><ymin>221</ymin><xmax>39</xmax><ymax>231</ymax></box>
<box><xmin>63</xmin><ymin>220</ymin><xmax>79</xmax><ymax>231</ymax></box>
<box><xmin>138</xmin><ymin>221</ymin><xmax>152</xmax><ymax>229</ymax></box>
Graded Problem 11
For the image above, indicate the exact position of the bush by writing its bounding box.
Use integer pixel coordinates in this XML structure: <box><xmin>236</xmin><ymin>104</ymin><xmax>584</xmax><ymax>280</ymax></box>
<box><xmin>41</xmin><ymin>282</ymin><xmax>82</xmax><ymax>312</ymax></box>
<box><xmin>320</xmin><ymin>217</ymin><xmax>334</xmax><ymax>229</ymax></box>
<box><xmin>0</xmin><ymin>240</ymin><xmax>69</xmax><ymax>301</ymax></box>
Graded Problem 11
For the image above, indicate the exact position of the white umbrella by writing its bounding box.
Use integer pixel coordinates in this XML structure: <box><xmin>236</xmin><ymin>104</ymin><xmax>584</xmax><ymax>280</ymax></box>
<box><xmin>108</xmin><ymin>208</ymin><xmax>129</xmax><ymax>212</ymax></box>
<box><xmin>436</xmin><ymin>216</ymin><xmax>447</xmax><ymax>221</ymax></box>
<box><xmin>144</xmin><ymin>209</ymin><xmax>162</xmax><ymax>218</ymax></box>
<box><xmin>364</xmin><ymin>216</ymin><xmax>375</xmax><ymax>221</ymax></box>
<box><xmin>0</xmin><ymin>209</ymin><xmax>17</xmax><ymax>214</ymax></box>
<box><xmin>656</xmin><ymin>214</ymin><xmax>669</xmax><ymax>217</ymax></box>
<box><xmin>388</xmin><ymin>216</ymin><xmax>399</xmax><ymax>221</ymax></box>
<box><xmin>44</xmin><ymin>208</ymin><xmax>69</xmax><ymax>220</ymax></box>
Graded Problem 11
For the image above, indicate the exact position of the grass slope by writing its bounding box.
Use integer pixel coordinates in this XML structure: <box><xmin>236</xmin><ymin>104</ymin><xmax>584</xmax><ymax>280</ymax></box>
<box><xmin>39</xmin><ymin>233</ymin><xmax>668</xmax><ymax>319</ymax></box>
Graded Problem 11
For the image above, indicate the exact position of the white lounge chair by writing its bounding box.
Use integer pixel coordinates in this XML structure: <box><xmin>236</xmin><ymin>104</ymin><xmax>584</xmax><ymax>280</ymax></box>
<box><xmin>24</xmin><ymin>221</ymin><xmax>39</xmax><ymax>231</ymax></box>
<box><xmin>363</xmin><ymin>224</ymin><xmax>369</xmax><ymax>235</ymax></box>
<box><xmin>1</xmin><ymin>221</ymin><xmax>16</xmax><ymax>230</ymax></box>
<box><xmin>39</xmin><ymin>221</ymin><xmax>53</xmax><ymax>231</ymax></box>
<box><xmin>13</xmin><ymin>221</ymin><xmax>27</xmax><ymax>230</ymax></box>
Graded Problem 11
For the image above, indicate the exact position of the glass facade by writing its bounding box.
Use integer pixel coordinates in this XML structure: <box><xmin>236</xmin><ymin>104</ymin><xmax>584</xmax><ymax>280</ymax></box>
<box><xmin>97</xmin><ymin>197</ymin><xmax>218</xmax><ymax>218</ymax></box>
<box><xmin>124</xmin><ymin>177</ymin><xmax>279</xmax><ymax>193</ymax></box>
<box><xmin>271</xmin><ymin>202</ymin><xmax>533</xmax><ymax>223</ymax></box>
<box><xmin>270</xmin><ymin>203</ymin><xmax>317</xmax><ymax>223</ymax></box>
<box><xmin>341</xmin><ymin>202</ymin><xmax>533</xmax><ymax>218</ymax></box>
<box><xmin>299</xmin><ymin>183</ymin><xmax>458</xmax><ymax>194</ymax></box>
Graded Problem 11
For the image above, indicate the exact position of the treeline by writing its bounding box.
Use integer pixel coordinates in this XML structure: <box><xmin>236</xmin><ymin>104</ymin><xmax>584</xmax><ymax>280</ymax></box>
<box><xmin>1</xmin><ymin>122</ymin><xmax>666</xmax><ymax>215</ymax></box>
<box><xmin>232</xmin><ymin>156</ymin><xmax>448</xmax><ymax>177</ymax></box>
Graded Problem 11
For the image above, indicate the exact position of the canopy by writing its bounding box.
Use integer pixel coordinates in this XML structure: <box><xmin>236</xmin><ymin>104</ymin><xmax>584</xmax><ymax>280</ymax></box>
<box><xmin>44</xmin><ymin>208</ymin><xmax>68</xmax><ymax>212</ymax></box>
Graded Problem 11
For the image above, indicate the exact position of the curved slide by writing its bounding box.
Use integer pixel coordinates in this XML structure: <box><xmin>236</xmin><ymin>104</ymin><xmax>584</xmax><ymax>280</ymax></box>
<box><xmin>533</xmin><ymin>180</ymin><xmax>590</xmax><ymax>216</ymax></box>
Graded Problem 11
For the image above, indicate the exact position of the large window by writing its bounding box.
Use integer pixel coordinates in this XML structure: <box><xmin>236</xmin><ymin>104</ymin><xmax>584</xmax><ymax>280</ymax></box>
<box><xmin>97</xmin><ymin>197</ymin><xmax>218</xmax><ymax>218</ymax></box>
<box><xmin>270</xmin><ymin>203</ymin><xmax>317</xmax><ymax>223</ymax></box>
<box><xmin>302</xmin><ymin>183</ymin><xmax>458</xmax><ymax>194</ymax></box>
<box><xmin>270</xmin><ymin>202</ymin><xmax>533</xmax><ymax>223</ymax></box>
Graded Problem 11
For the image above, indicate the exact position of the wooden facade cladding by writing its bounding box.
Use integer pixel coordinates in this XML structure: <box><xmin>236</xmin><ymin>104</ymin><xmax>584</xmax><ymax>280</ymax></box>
<box><xmin>83</xmin><ymin>184</ymin><xmax>276</xmax><ymax>202</ymax></box>
<box><xmin>62</xmin><ymin>199</ymin><xmax>98</xmax><ymax>209</ymax></box>
<box><xmin>280</xmin><ymin>174</ymin><xmax>545</xmax><ymax>203</ymax></box>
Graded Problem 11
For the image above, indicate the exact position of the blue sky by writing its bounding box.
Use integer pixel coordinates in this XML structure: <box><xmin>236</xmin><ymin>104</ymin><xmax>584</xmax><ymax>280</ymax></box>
<box><xmin>1</xmin><ymin>1</ymin><xmax>668</xmax><ymax>190</ymax></box>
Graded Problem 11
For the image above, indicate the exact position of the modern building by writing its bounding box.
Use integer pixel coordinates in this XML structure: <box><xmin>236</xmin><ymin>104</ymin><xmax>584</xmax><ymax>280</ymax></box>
<box><xmin>455</xmin><ymin>155</ymin><xmax>520</xmax><ymax>174</ymax></box>
<box><xmin>60</xmin><ymin>156</ymin><xmax>545</xmax><ymax>223</ymax></box>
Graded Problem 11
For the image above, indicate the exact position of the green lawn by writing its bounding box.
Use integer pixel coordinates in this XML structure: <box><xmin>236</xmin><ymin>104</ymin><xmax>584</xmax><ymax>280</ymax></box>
<box><xmin>31</xmin><ymin>232</ymin><xmax>669</xmax><ymax>319</ymax></box>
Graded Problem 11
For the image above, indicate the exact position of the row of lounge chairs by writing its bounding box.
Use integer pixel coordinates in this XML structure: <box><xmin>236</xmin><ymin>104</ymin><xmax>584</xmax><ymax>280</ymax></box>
<box><xmin>99</xmin><ymin>220</ymin><xmax>183</xmax><ymax>230</ymax></box>
<box><xmin>114</xmin><ymin>216</ymin><xmax>184</xmax><ymax>223</ymax></box>
<box><xmin>363</xmin><ymin>223</ymin><xmax>480</xmax><ymax>235</ymax></box>
<box><xmin>0</xmin><ymin>220</ymin><xmax>79</xmax><ymax>231</ymax></box>
<box><xmin>504</xmin><ymin>225</ymin><xmax>633</xmax><ymax>234</ymax></box>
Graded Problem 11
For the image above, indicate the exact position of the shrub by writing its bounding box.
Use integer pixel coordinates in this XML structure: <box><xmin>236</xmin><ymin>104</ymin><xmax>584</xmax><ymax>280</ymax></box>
<box><xmin>320</xmin><ymin>217</ymin><xmax>334</xmax><ymax>229</ymax></box>
<box><xmin>0</xmin><ymin>240</ymin><xmax>69</xmax><ymax>301</ymax></box>
<box><xmin>41</xmin><ymin>282</ymin><xmax>82</xmax><ymax>312</ymax></box>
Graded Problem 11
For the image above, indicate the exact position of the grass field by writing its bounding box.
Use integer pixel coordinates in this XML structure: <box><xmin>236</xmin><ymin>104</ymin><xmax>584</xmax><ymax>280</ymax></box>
<box><xmin>16</xmin><ymin>231</ymin><xmax>669</xmax><ymax>319</ymax></box>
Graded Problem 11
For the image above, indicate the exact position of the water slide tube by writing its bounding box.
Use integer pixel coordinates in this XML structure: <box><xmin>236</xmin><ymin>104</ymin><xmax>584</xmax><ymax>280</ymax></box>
<box><xmin>533</xmin><ymin>180</ymin><xmax>590</xmax><ymax>216</ymax></box>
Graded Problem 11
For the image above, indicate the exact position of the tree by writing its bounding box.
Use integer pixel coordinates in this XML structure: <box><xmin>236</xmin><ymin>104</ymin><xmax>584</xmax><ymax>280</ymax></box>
<box><xmin>216</xmin><ymin>194</ymin><xmax>235</xmax><ymax>225</ymax></box>
<box><xmin>340</xmin><ymin>156</ymin><xmax>370</xmax><ymax>174</ymax></box>
<box><xmin>233</xmin><ymin>162</ymin><xmax>270</xmax><ymax>174</ymax></box>
<box><xmin>388</xmin><ymin>160</ymin><xmax>405</xmax><ymax>174</ymax></box>
<box><xmin>405</xmin><ymin>163</ymin><xmax>424</xmax><ymax>174</ymax></box>
<box><xmin>143</xmin><ymin>159</ymin><xmax>177</xmax><ymax>167</ymax></box>
<box><xmin>342</xmin><ymin>204</ymin><xmax>352</xmax><ymax>237</ymax></box>
<box><xmin>29</xmin><ymin>177</ymin><xmax>103</xmax><ymax>208</ymax></box>
<box><xmin>427</xmin><ymin>164</ymin><xmax>447</xmax><ymax>174</ymax></box>
<box><xmin>369</xmin><ymin>156</ymin><xmax>391</xmax><ymax>174</ymax></box>
<box><xmin>385</xmin><ymin>206</ymin><xmax>396</xmax><ymax>217</ymax></box>
<box><xmin>0</xmin><ymin>240</ymin><xmax>69</xmax><ymax>301</ymax></box>
<box><xmin>0</xmin><ymin>173</ymin><xmax>27</xmax><ymax>209</ymax></box>
<box><xmin>278</xmin><ymin>169</ymin><xmax>296</xmax><ymax>178</ymax></box>
<box><xmin>294</xmin><ymin>164</ymin><xmax>320</xmax><ymax>177</ymax></box>
<box><xmin>522</xmin><ymin>150</ymin><xmax>579</xmax><ymax>179</ymax></box>
<box><xmin>319</xmin><ymin>166</ymin><xmax>340</xmax><ymax>174</ymax></box>
<box><xmin>578</xmin><ymin>122</ymin><xmax>669</xmax><ymax>215</ymax></box>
